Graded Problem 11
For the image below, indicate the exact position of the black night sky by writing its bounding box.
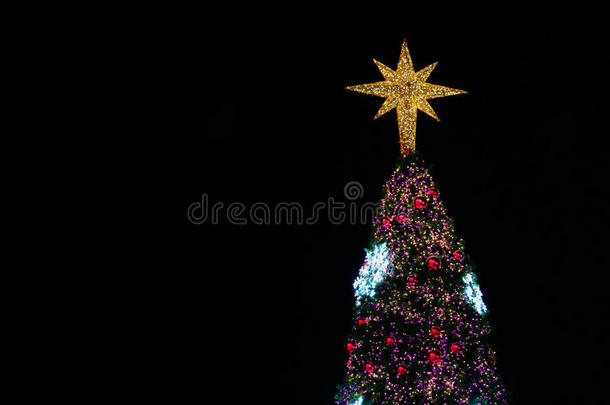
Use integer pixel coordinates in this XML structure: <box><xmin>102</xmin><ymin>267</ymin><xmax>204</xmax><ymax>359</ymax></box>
<box><xmin>148</xmin><ymin>11</ymin><xmax>609</xmax><ymax>405</ymax></box>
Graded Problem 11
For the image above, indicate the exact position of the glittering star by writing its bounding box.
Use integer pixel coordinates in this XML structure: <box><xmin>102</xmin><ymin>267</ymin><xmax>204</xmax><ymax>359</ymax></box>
<box><xmin>346</xmin><ymin>39</ymin><xmax>466</xmax><ymax>155</ymax></box>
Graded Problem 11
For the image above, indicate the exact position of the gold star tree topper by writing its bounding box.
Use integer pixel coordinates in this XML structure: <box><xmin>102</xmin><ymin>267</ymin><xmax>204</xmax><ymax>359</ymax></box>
<box><xmin>346</xmin><ymin>39</ymin><xmax>466</xmax><ymax>155</ymax></box>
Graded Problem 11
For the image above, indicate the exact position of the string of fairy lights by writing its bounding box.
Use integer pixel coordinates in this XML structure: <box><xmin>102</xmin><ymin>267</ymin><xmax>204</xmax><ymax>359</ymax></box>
<box><xmin>336</xmin><ymin>155</ymin><xmax>507</xmax><ymax>405</ymax></box>
<box><xmin>353</xmin><ymin>243</ymin><xmax>393</xmax><ymax>306</ymax></box>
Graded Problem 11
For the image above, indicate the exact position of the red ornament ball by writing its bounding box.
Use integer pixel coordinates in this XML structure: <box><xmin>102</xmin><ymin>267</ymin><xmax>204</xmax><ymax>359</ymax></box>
<box><xmin>397</xmin><ymin>365</ymin><xmax>407</xmax><ymax>376</ymax></box>
<box><xmin>428</xmin><ymin>350</ymin><xmax>442</xmax><ymax>364</ymax></box>
<box><xmin>385</xmin><ymin>336</ymin><xmax>396</xmax><ymax>346</ymax></box>
<box><xmin>426</xmin><ymin>256</ymin><xmax>441</xmax><ymax>271</ymax></box>
<box><xmin>427</xmin><ymin>187</ymin><xmax>439</xmax><ymax>199</ymax></box>
<box><xmin>357</xmin><ymin>318</ymin><xmax>368</xmax><ymax>326</ymax></box>
<box><xmin>453</xmin><ymin>250</ymin><xmax>464</xmax><ymax>261</ymax></box>
<box><xmin>346</xmin><ymin>343</ymin><xmax>355</xmax><ymax>352</ymax></box>
<box><xmin>450</xmin><ymin>342</ymin><xmax>462</xmax><ymax>353</ymax></box>
<box><xmin>365</xmin><ymin>362</ymin><xmax>374</xmax><ymax>373</ymax></box>
<box><xmin>397</xmin><ymin>214</ymin><xmax>408</xmax><ymax>223</ymax></box>
<box><xmin>407</xmin><ymin>275</ymin><xmax>418</xmax><ymax>286</ymax></box>
<box><xmin>413</xmin><ymin>196</ymin><xmax>428</xmax><ymax>209</ymax></box>
<box><xmin>382</xmin><ymin>217</ymin><xmax>391</xmax><ymax>227</ymax></box>
<box><xmin>430</xmin><ymin>326</ymin><xmax>442</xmax><ymax>338</ymax></box>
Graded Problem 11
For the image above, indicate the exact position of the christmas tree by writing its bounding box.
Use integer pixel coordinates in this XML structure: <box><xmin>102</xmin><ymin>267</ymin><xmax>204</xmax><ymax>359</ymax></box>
<box><xmin>335</xmin><ymin>40</ymin><xmax>508</xmax><ymax>404</ymax></box>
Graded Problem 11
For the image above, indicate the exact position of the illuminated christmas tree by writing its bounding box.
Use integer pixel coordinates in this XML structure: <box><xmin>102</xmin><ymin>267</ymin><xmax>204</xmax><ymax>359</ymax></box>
<box><xmin>336</xmin><ymin>40</ymin><xmax>508</xmax><ymax>405</ymax></box>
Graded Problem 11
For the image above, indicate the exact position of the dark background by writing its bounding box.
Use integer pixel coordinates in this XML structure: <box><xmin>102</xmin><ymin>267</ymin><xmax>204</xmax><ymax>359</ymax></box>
<box><xmin>146</xmin><ymin>12</ymin><xmax>609</xmax><ymax>405</ymax></box>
